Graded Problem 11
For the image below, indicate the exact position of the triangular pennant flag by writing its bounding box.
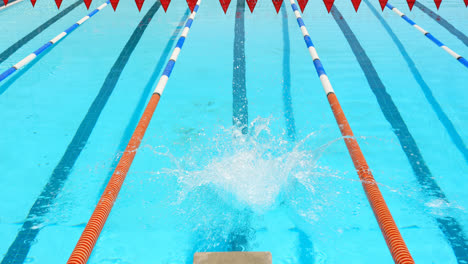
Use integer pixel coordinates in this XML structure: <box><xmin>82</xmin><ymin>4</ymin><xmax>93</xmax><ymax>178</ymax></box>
<box><xmin>55</xmin><ymin>0</ymin><xmax>63</xmax><ymax>8</ymax></box>
<box><xmin>135</xmin><ymin>0</ymin><xmax>144</xmax><ymax>11</ymax></box>
<box><xmin>272</xmin><ymin>0</ymin><xmax>283</xmax><ymax>12</ymax></box>
<box><xmin>379</xmin><ymin>0</ymin><xmax>387</xmax><ymax>10</ymax></box>
<box><xmin>323</xmin><ymin>0</ymin><xmax>334</xmax><ymax>12</ymax></box>
<box><xmin>297</xmin><ymin>0</ymin><xmax>308</xmax><ymax>12</ymax></box>
<box><xmin>84</xmin><ymin>0</ymin><xmax>92</xmax><ymax>9</ymax></box>
<box><xmin>219</xmin><ymin>0</ymin><xmax>231</xmax><ymax>13</ymax></box>
<box><xmin>30</xmin><ymin>0</ymin><xmax>37</xmax><ymax>6</ymax></box>
<box><xmin>187</xmin><ymin>0</ymin><xmax>197</xmax><ymax>11</ymax></box>
<box><xmin>434</xmin><ymin>0</ymin><xmax>441</xmax><ymax>9</ymax></box>
<box><xmin>3</xmin><ymin>0</ymin><xmax>8</xmax><ymax>6</ymax></box>
<box><xmin>351</xmin><ymin>0</ymin><xmax>361</xmax><ymax>11</ymax></box>
<box><xmin>246</xmin><ymin>0</ymin><xmax>257</xmax><ymax>12</ymax></box>
<box><xmin>407</xmin><ymin>0</ymin><xmax>415</xmax><ymax>10</ymax></box>
<box><xmin>110</xmin><ymin>0</ymin><xmax>119</xmax><ymax>10</ymax></box>
<box><xmin>464</xmin><ymin>0</ymin><xmax>467</xmax><ymax>7</ymax></box>
<box><xmin>161</xmin><ymin>0</ymin><xmax>170</xmax><ymax>11</ymax></box>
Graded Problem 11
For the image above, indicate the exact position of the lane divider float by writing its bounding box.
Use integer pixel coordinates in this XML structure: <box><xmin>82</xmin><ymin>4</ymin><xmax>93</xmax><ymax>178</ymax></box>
<box><xmin>66</xmin><ymin>2</ymin><xmax>201</xmax><ymax>263</ymax></box>
<box><xmin>0</xmin><ymin>0</ymin><xmax>24</xmax><ymax>11</ymax></box>
<box><xmin>289</xmin><ymin>0</ymin><xmax>415</xmax><ymax>263</ymax></box>
<box><xmin>0</xmin><ymin>1</ymin><xmax>110</xmax><ymax>83</ymax></box>
<box><xmin>386</xmin><ymin>3</ymin><xmax>468</xmax><ymax>68</ymax></box>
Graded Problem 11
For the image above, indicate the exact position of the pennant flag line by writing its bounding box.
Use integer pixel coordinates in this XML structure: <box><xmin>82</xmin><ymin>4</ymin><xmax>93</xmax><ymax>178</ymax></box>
<box><xmin>297</xmin><ymin>0</ymin><xmax>308</xmax><ymax>12</ymax></box>
<box><xmin>161</xmin><ymin>0</ymin><xmax>170</xmax><ymax>11</ymax></box>
<box><xmin>187</xmin><ymin>0</ymin><xmax>197</xmax><ymax>11</ymax></box>
<box><xmin>323</xmin><ymin>0</ymin><xmax>334</xmax><ymax>12</ymax></box>
<box><xmin>84</xmin><ymin>0</ymin><xmax>92</xmax><ymax>9</ymax></box>
<box><xmin>55</xmin><ymin>0</ymin><xmax>63</xmax><ymax>8</ymax></box>
<box><xmin>135</xmin><ymin>0</ymin><xmax>144</xmax><ymax>11</ymax></box>
<box><xmin>272</xmin><ymin>0</ymin><xmax>283</xmax><ymax>12</ymax></box>
<box><xmin>351</xmin><ymin>0</ymin><xmax>361</xmax><ymax>11</ymax></box>
<box><xmin>379</xmin><ymin>0</ymin><xmax>387</xmax><ymax>10</ymax></box>
<box><xmin>110</xmin><ymin>0</ymin><xmax>118</xmax><ymax>9</ymax></box>
<box><xmin>246</xmin><ymin>0</ymin><xmax>257</xmax><ymax>12</ymax></box>
<box><xmin>219</xmin><ymin>0</ymin><xmax>231</xmax><ymax>12</ymax></box>
<box><xmin>12</xmin><ymin>0</ymin><xmax>468</xmax><ymax>11</ymax></box>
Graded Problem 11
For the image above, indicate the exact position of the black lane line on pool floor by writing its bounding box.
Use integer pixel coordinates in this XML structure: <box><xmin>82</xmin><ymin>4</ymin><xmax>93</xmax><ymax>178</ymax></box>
<box><xmin>330</xmin><ymin>6</ymin><xmax>468</xmax><ymax>263</ymax></box>
<box><xmin>233</xmin><ymin>0</ymin><xmax>248</xmax><ymax>134</ymax></box>
<box><xmin>414</xmin><ymin>1</ymin><xmax>468</xmax><ymax>47</ymax></box>
<box><xmin>96</xmin><ymin>9</ymin><xmax>191</xmax><ymax>199</ymax></box>
<box><xmin>281</xmin><ymin>3</ymin><xmax>296</xmax><ymax>142</ymax></box>
<box><xmin>0</xmin><ymin>2</ymin><xmax>161</xmax><ymax>264</ymax></box>
<box><xmin>364</xmin><ymin>0</ymin><xmax>468</xmax><ymax>179</ymax></box>
<box><xmin>281</xmin><ymin>5</ymin><xmax>315</xmax><ymax>262</ymax></box>
<box><xmin>0</xmin><ymin>0</ymin><xmax>82</xmax><ymax>65</ymax></box>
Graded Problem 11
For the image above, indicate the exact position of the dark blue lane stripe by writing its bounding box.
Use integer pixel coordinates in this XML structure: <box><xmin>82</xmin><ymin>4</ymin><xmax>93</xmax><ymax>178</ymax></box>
<box><xmin>331</xmin><ymin>6</ymin><xmax>468</xmax><ymax>262</ymax></box>
<box><xmin>97</xmin><ymin>9</ymin><xmax>191</xmax><ymax>199</ymax></box>
<box><xmin>414</xmin><ymin>1</ymin><xmax>468</xmax><ymax>47</ymax></box>
<box><xmin>0</xmin><ymin>0</ymin><xmax>82</xmax><ymax>65</ymax></box>
<box><xmin>290</xmin><ymin>227</ymin><xmax>315</xmax><ymax>263</ymax></box>
<box><xmin>281</xmin><ymin>3</ymin><xmax>296</xmax><ymax>142</ymax></box>
<box><xmin>364</xmin><ymin>0</ymin><xmax>468</xmax><ymax>176</ymax></box>
<box><xmin>0</xmin><ymin>2</ymin><xmax>161</xmax><ymax>264</ymax></box>
<box><xmin>233</xmin><ymin>0</ymin><xmax>248</xmax><ymax>134</ymax></box>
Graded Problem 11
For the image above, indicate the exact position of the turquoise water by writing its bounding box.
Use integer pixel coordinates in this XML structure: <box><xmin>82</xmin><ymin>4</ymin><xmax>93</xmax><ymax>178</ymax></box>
<box><xmin>0</xmin><ymin>0</ymin><xmax>467</xmax><ymax>262</ymax></box>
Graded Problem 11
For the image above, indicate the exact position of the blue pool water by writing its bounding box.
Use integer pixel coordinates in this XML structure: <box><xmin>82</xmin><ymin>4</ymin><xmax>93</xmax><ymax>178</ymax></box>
<box><xmin>0</xmin><ymin>0</ymin><xmax>467</xmax><ymax>262</ymax></box>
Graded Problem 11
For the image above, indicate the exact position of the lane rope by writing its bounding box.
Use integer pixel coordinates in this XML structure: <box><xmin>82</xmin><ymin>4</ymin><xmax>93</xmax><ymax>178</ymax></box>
<box><xmin>66</xmin><ymin>2</ymin><xmax>201</xmax><ymax>263</ymax></box>
<box><xmin>0</xmin><ymin>1</ymin><xmax>110</xmax><ymax>83</ymax></box>
<box><xmin>386</xmin><ymin>3</ymin><xmax>468</xmax><ymax>68</ymax></box>
<box><xmin>289</xmin><ymin>1</ymin><xmax>415</xmax><ymax>263</ymax></box>
<box><xmin>0</xmin><ymin>0</ymin><xmax>24</xmax><ymax>11</ymax></box>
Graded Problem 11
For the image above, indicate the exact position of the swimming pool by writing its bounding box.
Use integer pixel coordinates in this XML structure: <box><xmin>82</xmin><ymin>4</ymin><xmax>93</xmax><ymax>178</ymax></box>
<box><xmin>0</xmin><ymin>0</ymin><xmax>467</xmax><ymax>262</ymax></box>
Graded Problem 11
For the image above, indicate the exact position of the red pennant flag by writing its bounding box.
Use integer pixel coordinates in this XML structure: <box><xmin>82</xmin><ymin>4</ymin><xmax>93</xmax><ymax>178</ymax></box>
<box><xmin>161</xmin><ymin>0</ymin><xmax>170</xmax><ymax>11</ymax></box>
<box><xmin>135</xmin><ymin>0</ymin><xmax>144</xmax><ymax>11</ymax></box>
<box><xmin>110</xmin><ymin>0</ymin><xmax>119</xmax><ymax>10</ymax></box>
<box><xmin>272</xmin><ymin>0</ymin><xmax>283</xmax><ymax>12</ymax></box>
<box><xmin>379</xmin><ymin>0</ymin><xmax>387</xmax><ymax>10</ymax></box>
<box><xmin>84</xmin><ymin>0</ymin><xmax>92</xmax><ymax>9</ymax></box>
<box><xmin>297</xmin><ymin>0</ymin><xmax>308</xmax><ymax>12</ymax></box>
<box><xmin>187</xmin><ymin>0</ymin><xmax>197</xmax><ymax>11</ymax></box>
<box><xmin>406</xmin><ymin>0</ymin><xmax>415</xmax><ymax>10</ymax></box>
<box><xmin>219</xmin><ymin>0</ymin><xmax>231</xmax><ymax>13</ymax></box>
<box><xmin>3</xmin><ymin>0</ymin><xmax>8</xmax><ymax>6</ymax></box>
<box><xmin>323</xmin><ymin>0</ymin><xmax>334</xmax><ymax>12</ymax></box>
<box><xmin>246</xmin><ymin>0</ymin><xmax>257</xmax><ymax>12</ymax></box>
<box><xmin>30</xmin><ymin>0</ymin><xmax>37</xmax><ymax>6</ymax></box>
<box><xmin>55</xmin><ymin>0</ymin><xmax>62</xmax><ymax>8</ymax></box>
<box><xmin>434</xmin><ymin>0</ymin><xmax>441</xmax><ymax>9</ymax></box>
<box><xmin>464</xmin><ymin>0</ymin><xmax>467</xmax><ymax>7</ymax></box>
<box><xmin>351</xmin><ymin>0</ymin><xmax>361</xmax><ymax>11</ymax></box>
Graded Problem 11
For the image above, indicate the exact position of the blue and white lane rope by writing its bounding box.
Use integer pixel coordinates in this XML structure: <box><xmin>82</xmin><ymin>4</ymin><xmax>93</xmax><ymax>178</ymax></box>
<box><xmin>289</xmin><ymin>0</ymin><xmax>415</xmax><ymax>262</ymax></box>
<box><xmin>289</xmin><ymin>1</ymin><xmax>334</xmax><ymax>95</ymax></box>
<box><xmin>0</xmin><ymin>1</ymin><xmax>110</xmax><ymax>83</ymax></box>
<box><xmin>153</xmin><ymin>2</ymin><xmax>200</xmax><ymax>96</ymax></box>
<box><xmin>386</xmin><ymin>3</ymin><xmax>468</xmax><ymax>68</ymax></box>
